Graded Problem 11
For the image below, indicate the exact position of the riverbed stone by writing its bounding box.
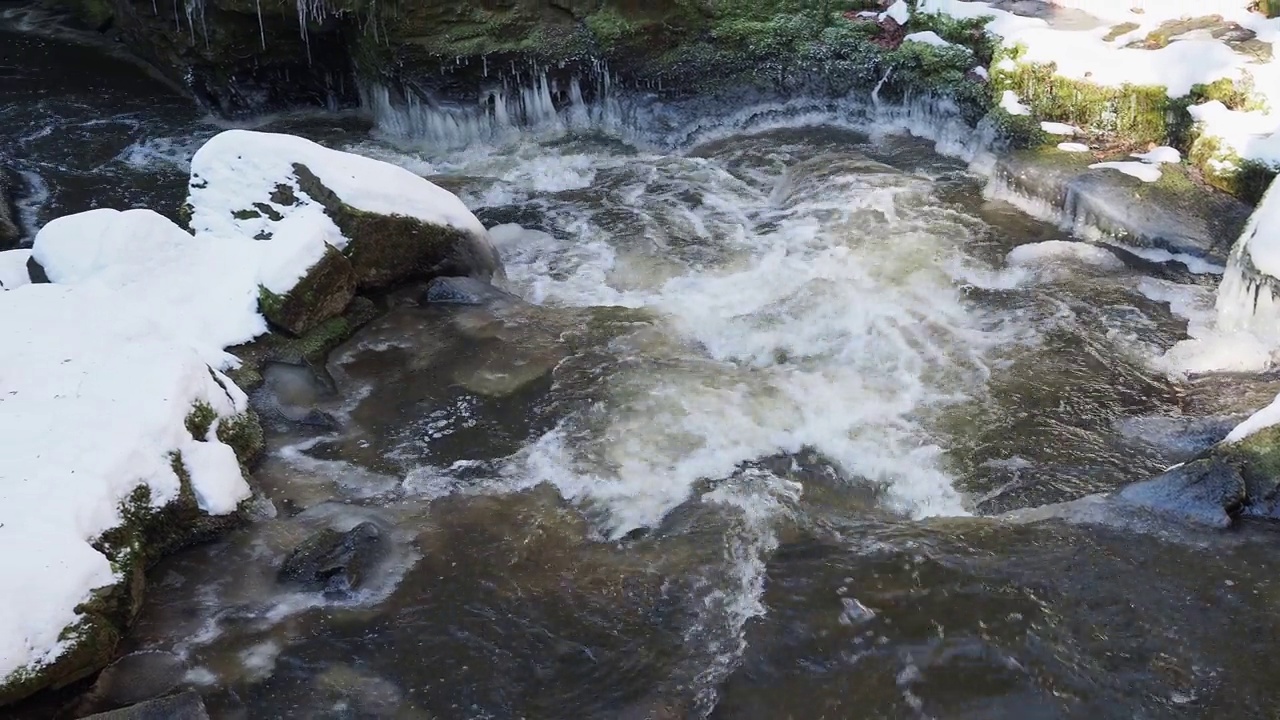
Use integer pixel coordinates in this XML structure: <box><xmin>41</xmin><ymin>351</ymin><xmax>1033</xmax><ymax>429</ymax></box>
<box><xmin>79</xmin><ymin>651</ymin><xmax>188</xmax><ymax>713</ymax></box>
<box><xmin>80</xmin><ymin>691</ymin><xmax>209</xmax><ymax>720</ymax></box>
<box><xmin>278</xmin><ymin>522</ymin><xmax>385</xmax><ymax>595</ymax></box>
<box><xmin>421</xmin><ymin>275</ymin><xmax>521</xmax><ymax>307</ymax></box>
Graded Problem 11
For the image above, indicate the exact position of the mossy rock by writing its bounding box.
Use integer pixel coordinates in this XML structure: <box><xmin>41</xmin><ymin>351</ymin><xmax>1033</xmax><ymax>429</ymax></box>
<box><xmin>290</xmin><ymin>163</ymin><xmax>501</xmax><ymax>290</ymax></box>
<box><xmin>1213</xmin><ymin>424</ymin><xmax>1280</xmax><ymax>506</ymax></box>
<box><xmin>227</xmin><ymin>296</ymin><xmax>380</xmax><ymax>392</ymax></box>
<box><xmin>0</xmin><ymin>404</ymin><xmax>262</xmax><ymax>706</ymax></box>
<box><xmin>258</xmin><ymin>245</ymin><xmax>357</xmax><ymax>337</ymax></box>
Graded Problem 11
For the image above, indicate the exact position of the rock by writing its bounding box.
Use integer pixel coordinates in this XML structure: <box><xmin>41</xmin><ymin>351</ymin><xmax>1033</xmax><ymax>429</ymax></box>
<box><xmin>1116</xmin><ymin>458</ymin><xmax>1245</xmax><ymax>528</ymax></box>
<box><xmin>278</xmin><ymin>522</ymin><xmax>385</xmax><ymax>594</ymax></box>
<box><xmin>992</xmin><ymin>150</ymin><xmax>1252</xmax><ymax>267</ymax></box>
<box><xmin>80</xmin><ymin>691</ymin><xmax>209</xmax><ymax>720</ymax></box>
<box><xmin>187</xmin><ymin>130</ymin><xmax>502</xmax><ymax>292</ymax></box>
<box><xmin>258</xmin><ymin>245</ymin><xmax>356</xmax><ymax>336</ymax></box>
<box><xmin>0</xmin><ymin>165</ymin><xmax>22</xmax><ymax>250</ymax></box>
<box><xmin>79</xmin><ymin>651</ymin><xmax>188</xmax><ymax>713</ymax></box>
<box><xmin>421</xmin><ymin>276</ymin><xmax>521</xmax><ymax>306</ymax></box>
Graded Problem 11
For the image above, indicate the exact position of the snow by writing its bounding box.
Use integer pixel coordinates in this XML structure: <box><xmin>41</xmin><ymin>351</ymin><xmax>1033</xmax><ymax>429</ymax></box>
<box><xmin>880</xmin><ymin>0</ymin><xmax>909</xmax><ymax>25</ymax></box>
<box><xmin>1</xmin><ymin>131</ymin><xmax>491</xmax><ymax>687</ymax></box>
<box><xmin>999</xmin><ymin>90</ymin><xmax>1031</xmax><ymax>116</ymax></box>
<box><xmin>1089</xmin><ymin>161</ymin><xmax>1163</xmax><ymax>183</ymax></box>
<box><xmin>918</xmin><ymin>0</ymin><xmax>1280</xmax><ymax>169</ymax></box>
<box><xmin>903</xmin><ymin>31</ymin><xmax>959</xmax><ymax>49</ymax></box>
<box><xmin>1040</xmin><ymin>122</ymin><xmax>1077</xmax><ymax>136</ymax></box>
<box><xmin>1057</xmin><ymin>142</ymin><xmax>1091</xmax><ymax>152</ymax></box>
<box><xmin>188</xmin><ymin>129</ymin><xmax>487</xmax><ymax>249</ymax></box>
<box><xmin>973</xmin><ymin>66</ymin><xmax>989</xmax><ymax>80</ymax></box>
<box><xmin>1226</xmin><ymin>393</ymin><xmax>1280</xmax><ymax>443</ymax></box>
<box><xmin>1132</xmin><ymin>146</ymin><xmax>1182</xmax><ymax>165</ymax></box>
<box><xmin>1227</xmin><ymin>176</ymin><xmax>1280</xmax><ymax>279</ymax></box>
<box><xmin>0</xmin><ymin>249</ymin><xmax>30</xmax><ymax>289</ymax></box>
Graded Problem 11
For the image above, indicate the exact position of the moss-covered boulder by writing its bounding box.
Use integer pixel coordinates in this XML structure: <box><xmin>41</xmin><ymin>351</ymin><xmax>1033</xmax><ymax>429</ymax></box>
<box><xmin>187</xmin><ymin>130</ymin><xmax>501</xmax><ymax>294</ymax></box>
<box><xmin>258</xmin><ymin>245</ymin><xmax>356</xmax><ymax>336</ymax></box>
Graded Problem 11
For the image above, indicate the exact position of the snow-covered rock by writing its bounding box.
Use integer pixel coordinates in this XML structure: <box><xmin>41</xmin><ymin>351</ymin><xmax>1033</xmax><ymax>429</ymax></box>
<box><xmin>1</xmin><ymin>130</ymin><xmax>498</xmax><ymax>702</ymax></box>
<box><xmin>188</xmin><ymin>130</ymin><xmax>502</xmax><ymax>291</ymax></box>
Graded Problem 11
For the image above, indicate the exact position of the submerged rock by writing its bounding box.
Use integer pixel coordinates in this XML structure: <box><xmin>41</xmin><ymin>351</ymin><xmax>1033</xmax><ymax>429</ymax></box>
<box><xmin>78</xmin><ymin>651</ymin><xmax>188</xmax><ymax>714</ymax></box>
<box><xmin>278</xmin><ymin>522</ymin><xmax>385</xmax><ymax>595</ymax></box>
<box><xmin>421</xmin><ymin>275</ymin><xmax>522</xmax><ymax>307</ymax></box>
<box><xmin>80</xmin><ymin>691</ymin><xmax>209</xmax><ymax>720</ymax></box>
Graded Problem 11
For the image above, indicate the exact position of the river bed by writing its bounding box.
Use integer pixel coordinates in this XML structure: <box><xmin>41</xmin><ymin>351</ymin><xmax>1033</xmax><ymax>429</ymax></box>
<box><xmin>5</xmin><ymin>13</ymin><xmax>1280</xmax><ymax>720</ymax></box>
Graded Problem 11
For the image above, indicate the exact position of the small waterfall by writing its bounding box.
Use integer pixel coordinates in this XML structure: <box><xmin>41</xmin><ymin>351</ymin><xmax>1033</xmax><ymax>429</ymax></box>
<box><xmin>361</xmin><ymin>62</ymin><xmax>623</xmax><ymax>150</ymax></box>
<box><xmin>1215</xmin><ymin>178</ymin><xmax>1280</xmax><ymax>337</ymax></box>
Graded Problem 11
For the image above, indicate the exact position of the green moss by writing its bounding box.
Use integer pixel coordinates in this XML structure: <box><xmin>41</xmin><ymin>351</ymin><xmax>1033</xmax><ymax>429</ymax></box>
<box><xmin>991</xmin><ymin>49</ymin><xmax>1171</xmax><ymax>145</ymax></box>
<box><xmin>232</xmin><ymin>208</ymin><xmax>261</xmax><ymax>220</ymax></box>
<box><xmin>1103</xmin><ymin>22</ymin><xmax>1139</xmax><ymax>42</ymax></box>
<box><xmin>217</xmin><ymin>410</ymin><xmax>265</xmax><ymax>467</ymax></box>
<box><xmin>907</xmin><ymin>10</ymin><xmax>997</xmax><ymax>66</ymax></box>
<box><xmin>1188</xmin><ymin>134</ymin><xmax>1279</xmax><ymax>204</ymax></box>
<box><xmin>584</xmin><ymin>7</ymin><xmax>639</xmax><ymax>49</ymax></box>
<box><xmin>185</xmin><ymin>401</ymin><xmax>218</xmax><ymax>439</ymax></box>
<box><xmin>258</xmin><ymin>285</ymin><xmax>284</xmax><ymax>321</ymax></box>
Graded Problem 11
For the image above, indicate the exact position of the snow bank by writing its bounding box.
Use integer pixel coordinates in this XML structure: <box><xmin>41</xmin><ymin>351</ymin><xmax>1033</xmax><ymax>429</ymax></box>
<box><xmin>1057</xmin><ymin>142</ymin><xmax>1090</xmax><ymax>152</ymax></box>
<box><xmin>0</xmin><ymin>280</ymin><xmax>250</xmax><ymax>682</ymax></box>
<box><xmin>0</xmin><ymin>250</ymin><xmax>29</xmax><ymax>289</ymax></box>
<box><xmin>188</xmin><ymin>129</ymin><xmax>487</xmax><ymax>248</ymax></box>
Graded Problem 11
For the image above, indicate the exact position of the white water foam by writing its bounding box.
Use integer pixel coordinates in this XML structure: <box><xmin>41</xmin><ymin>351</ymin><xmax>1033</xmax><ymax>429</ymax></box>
<box><xmin>409</xmin><ymin>134</ymin><xmax>1014</xmax><ymax>538</ymax></box>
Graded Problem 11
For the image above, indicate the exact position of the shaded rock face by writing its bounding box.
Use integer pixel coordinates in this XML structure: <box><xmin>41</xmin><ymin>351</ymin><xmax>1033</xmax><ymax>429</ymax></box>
<box><xmin>259</xmin><ymin>245</ymin><xmax>356</xmax><ymax>336</ymax></box>
<box><xmin>0</xmin><ymin>165</ymin><xmax>22</xmax><ymax>249</ymax></box>
<box><xmin>1117</xmin><ymin>458</ymin><xmax>1245</xmax><ymax>528</ymax></box>
<box><xmin>278</xmin><ymin>521</ymin><xmax>386</xmax><ymax>595</ymax></box>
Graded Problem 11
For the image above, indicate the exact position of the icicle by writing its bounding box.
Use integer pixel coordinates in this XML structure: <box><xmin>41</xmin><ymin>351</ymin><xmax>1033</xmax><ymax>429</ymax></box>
<box><xmin>871</xmin><ymin>69</ymin><xmax>893</xmax><ymax>108</ymax></box>
<box><xmin>255</xmin><ymin>0</ymin><xmax>265</xmax><ymax>50</ymax></box>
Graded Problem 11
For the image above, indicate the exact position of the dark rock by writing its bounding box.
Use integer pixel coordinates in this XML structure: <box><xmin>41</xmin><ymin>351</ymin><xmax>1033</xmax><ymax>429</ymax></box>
<box><xmin>258</xmin><ymin>245</ymin><xmax>357</xmax><ymax>336</ymax></box>
<box><xmin>26</xmin><ymin>254</ymin><xmax>48</xmax><ymax>283</ymax></box>
<box><xmin>0</xmin><ymin>165</ymin><xmax>22</xmax><ymax>249</ymax></box>
<box><xmin>79</xmin><ymin>651</ymin><xmax>187</xmax><ymax>713</ymax></box>
<box><xmin>279</xmin><ymin>522</ymin><xmax>384</xmax><ymax>595</ymax></box>
<box><xmin>1116</xmin><ymin>458</ymin><xmax>1246</xmax><ymax>528</ymax></box>
<box><xmin>421</xmin><ymin>276</ymin><xmax>521</xmax><ymax>307</ymax></box>
<box><xmin>80</xmin><ymin>691</ymin><xmax>209</xmax><ymax>720</ymax></box>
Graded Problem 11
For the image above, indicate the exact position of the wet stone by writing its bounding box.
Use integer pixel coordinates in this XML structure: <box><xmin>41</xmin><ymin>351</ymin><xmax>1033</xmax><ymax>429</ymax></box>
<box><xmin>80</xmin><ymin>691</ymin><xmax>209</xmax><ymax>720</ymax></box>
<box><xmin>278</xmin><ymin>522</ymin><xmax>385</xmax><ymax>595</ymax></box>
<box><xmin>79</xmin><ymin>651</ymin><xmax>188</xmax><ymax>713</ymax></box>
<box><xmin>1116</xmin><ymin>458</ymin><xmax>1246</xmax><ymax>528</ymax></box>
<box><xmin>421</xmin><ymin>275</ymin><xmax>521</xmax><ymax>306</ymax></box>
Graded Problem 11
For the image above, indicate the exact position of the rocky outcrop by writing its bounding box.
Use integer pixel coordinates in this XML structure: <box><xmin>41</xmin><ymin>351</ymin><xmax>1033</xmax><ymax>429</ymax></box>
<box><xmin>258</xmin><ymin>245</ymin><xmax>356</xmax><ymax>336</ymax></box>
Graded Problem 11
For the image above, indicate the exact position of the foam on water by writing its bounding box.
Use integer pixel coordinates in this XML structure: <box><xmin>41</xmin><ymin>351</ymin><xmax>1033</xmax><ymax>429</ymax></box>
<box><xmin>386</xmin><ymin>132</ymin><xmax>1015</xmax><ymax>538</ymax></box>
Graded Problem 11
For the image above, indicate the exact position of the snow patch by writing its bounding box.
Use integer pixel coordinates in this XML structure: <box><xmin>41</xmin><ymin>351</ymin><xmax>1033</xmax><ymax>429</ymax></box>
<box><xmin>881</xmin><ymin>0</ymin><xmax>909</xmax><ymax>25</ymax></box>
<box><xmin>1089</xmin><ymin>161</ymin><xmax>1162</xmax><ymax>183</ymax></box>
<box><xmin>902</xmin><ymin>31</ymin><xmax>960</xmax><ymax>49</ymax></box>
<box><xmin>0</xmin><ymin>249</ymin><xmax>30</xmax><ymax>289</ymax></box>
<box><xmin>1226</xmin><ymin>393</ymin><xmax>1280</xmax><ymax>443</ymax></box>
<box><xmin>1132</xmin><ymin>146</ymin><xmax>1182</xmax><ymax>165</ymax></box>
<box><xmin>1057</xmin><ymin>142</ymin><xmax>1091</xmax><ymax>152</ymax></box>
<box><xmin>999</xmin><ymin>90</ymin><xmax>1031</xmax><ymax>116</ymax></box>
<box><xmin>1040</xmin><ymin>121</ymin><xmax>1077</xmax><ymax>136</ymax></box>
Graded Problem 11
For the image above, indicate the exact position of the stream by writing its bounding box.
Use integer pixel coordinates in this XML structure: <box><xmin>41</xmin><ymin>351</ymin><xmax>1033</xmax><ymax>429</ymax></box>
<box><xmin>6</xmin><ymin>12</ymin><xmax>1280</xmax><ymax>720</ymax></box>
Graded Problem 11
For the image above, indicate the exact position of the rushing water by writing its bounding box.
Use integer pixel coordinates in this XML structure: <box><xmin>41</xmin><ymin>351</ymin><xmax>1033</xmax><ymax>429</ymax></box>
<box><xmin>8</xmin><ymin>14</ymin><xmax>1280</xmax><ymax>720</ymax></box>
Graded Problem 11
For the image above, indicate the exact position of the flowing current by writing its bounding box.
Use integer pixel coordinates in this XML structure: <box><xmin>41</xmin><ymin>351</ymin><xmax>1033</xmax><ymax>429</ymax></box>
<box><xmin>9</xmin><ymin>18</ymin><xmax>1280</xmax><ymax>720</ymax></box>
